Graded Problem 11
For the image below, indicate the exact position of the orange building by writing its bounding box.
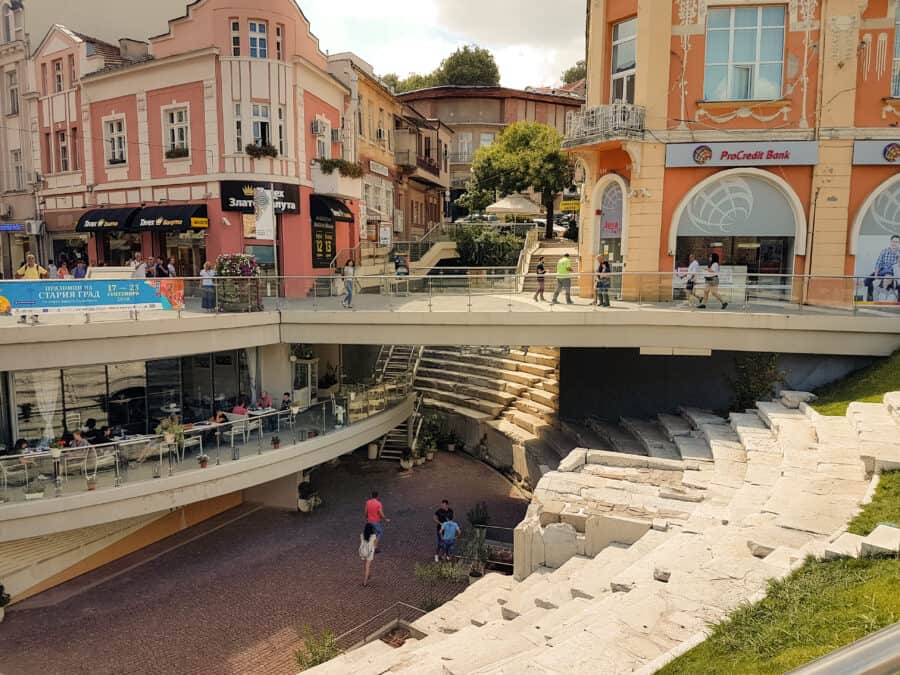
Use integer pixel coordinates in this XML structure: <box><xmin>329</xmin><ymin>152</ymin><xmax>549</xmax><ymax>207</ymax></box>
<box><xmin>569</xmin><ymin>0</ymin><xmax>900</xmax><ymax>305</ymax></box>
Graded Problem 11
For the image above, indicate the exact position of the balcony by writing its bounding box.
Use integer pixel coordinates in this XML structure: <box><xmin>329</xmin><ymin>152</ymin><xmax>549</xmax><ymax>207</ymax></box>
<box><xmin>310</xmin><ymin>161</ymin><xmax>362</xmax><ymax>200</ymax></box>
<box><xmin>563</xmin><ymin>103</ymin><xmax>646</xmax><ymax>149</ymax></box>
<box><xmin>395</xmin><ymin>150</ymin><xmax>446</xmax><ymax>187</ymax></box>
<box><xmin>449</xmin><ymin>152</ymin><xmax>473</xmax><ymax>164</ymax></box>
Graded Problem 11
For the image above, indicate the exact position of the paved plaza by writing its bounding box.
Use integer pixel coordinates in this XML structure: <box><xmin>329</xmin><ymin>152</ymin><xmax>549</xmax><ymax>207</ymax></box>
<box><xmin>0</xmin><ymin>452</ymin><xmax>527</xmax><ymax>675</ymax></box>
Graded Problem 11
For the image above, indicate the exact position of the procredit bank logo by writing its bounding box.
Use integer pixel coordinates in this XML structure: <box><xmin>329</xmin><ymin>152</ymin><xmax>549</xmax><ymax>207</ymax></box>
<box><xmin>883</xmin><ymin>143</ymin><xmax>900</xmax><ymax>163</ymax></box>
<box><xmin>692</xmin><ymin>145</ymin><xmax>713</xmax><ymax>165</ymax></box>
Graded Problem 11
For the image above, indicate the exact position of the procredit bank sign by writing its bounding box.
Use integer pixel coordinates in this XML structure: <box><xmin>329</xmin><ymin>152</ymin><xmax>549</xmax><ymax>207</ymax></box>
<box><xmin>666</xmin><ymin>141</ymin><xmax>819</xmax><ymax>167</ymax></box>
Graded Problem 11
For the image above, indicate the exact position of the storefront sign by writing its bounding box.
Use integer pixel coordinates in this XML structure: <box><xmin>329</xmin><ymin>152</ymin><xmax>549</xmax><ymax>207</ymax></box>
<box><xmin>852</xmin><ymin>140</ymin><xmax>900</xmax><ymax>166</ymax></box>
<box><xmin>220</xmin><ymin>181</ymin><xmax>300</xmax><ymax>214</ymax></box>
<box><xmin>379</xmin><ymin>224</ymin><xmax>392</xmax><ymax>246</ymax></box>
<box><xmin>369</xmin><ymin>160</ymin><xmax>390</xmax><ymax>177</ymax></box>
<box><xmin>560</xmin><ymin>200</ymin><xmax>581</xmax><ymax>211</ymax></box>
<box><xmin>0</xmin><ymin>279</ymin><xmax>185</xmax><ymax>316</ymax></box>
<box><xmin>665</xmin><ymin>142</ymin><xmax>819</xmax><ymax>167</ymax></box>
<box><xmin>0</xmin><ymin>223</ymin><xmax>23</xmax><ymax>232</ymax></box>
<box><xmin>311</xmin><ymin>218</ymin><xmax>336</xmax><ymax>269</ymax></box>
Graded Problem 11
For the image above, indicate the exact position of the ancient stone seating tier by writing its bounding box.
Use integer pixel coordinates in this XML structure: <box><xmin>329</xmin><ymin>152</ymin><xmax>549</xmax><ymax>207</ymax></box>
<box><xmin>307</xmin><ymin>391</ymin><xmax>899</xmax><ymax>675</ymax></box>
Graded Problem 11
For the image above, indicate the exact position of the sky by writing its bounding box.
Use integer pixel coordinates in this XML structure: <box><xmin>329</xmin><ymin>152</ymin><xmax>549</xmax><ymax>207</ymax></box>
<box><xmin>299</xmin><ymin>0</ymin><xmax>586</xmax><ymax>90</ymax></box>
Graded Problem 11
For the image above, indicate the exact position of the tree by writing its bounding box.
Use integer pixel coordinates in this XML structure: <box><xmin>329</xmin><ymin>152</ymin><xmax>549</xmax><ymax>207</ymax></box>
<box><xmin>455</xmin><ymin>177</ymin><xmax>494</xmax><ymax>214</ymax></box>
<box><xmin>561</xmin><ymin>59</ymin><xmax>587</xmax><ymax>84</ymax></box>
<box><xmin>381</xmin><ymin>73</ymin><xmax>400</xmax><ymax>91</ymax></box>
<box><xmin>464</xmin><ymin>121</ymin><xmax>574</xmax><ymax>240</ymax></box>
<box><xmin>437</xmin><ymin>46</ymin><xmax>500</xmax><ymax>87</ymax></box>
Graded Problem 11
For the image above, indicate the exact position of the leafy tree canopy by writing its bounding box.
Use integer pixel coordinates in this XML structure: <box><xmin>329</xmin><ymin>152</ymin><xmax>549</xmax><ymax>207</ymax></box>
<box><xmin>561</xmin><ymin>59</ymin><xmax>586</xmax><ymax>84</ymax></box>
<box><xmin>465</xmin><ymin>121</ymin><xmax>573</xmax><ymax>239</ymax></box>
<box><xmin>381</xmin><ymin>45</ymin><xmax>500</xmax><ymax>93</ymax></box>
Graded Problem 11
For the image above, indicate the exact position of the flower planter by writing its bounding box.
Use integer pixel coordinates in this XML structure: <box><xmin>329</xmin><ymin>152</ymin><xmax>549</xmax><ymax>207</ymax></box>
<box><xmin>86</xmin><ymin>481</ymin><xmax>97</xmax><ymax>491</ymax></box>
<box><xmin>0</xmin><ymin>606</ymin><xmax>4</xmax><ymax>623</ymax></box>
<box><xmin>297</xmin><ymin>498</ymin><xmax>313</xmax><ymax>513</ymax></box>
<box><xmin>24</xmin><ymin>491</ymin><xmax>45</xmax><ymax>500</ymax></box>
<box><xmin>467</xmin><ymin>571</ymin><xmax>484</xmax><ymax>586</ymax></box>
<box><xmin>447</xmin><ymin>443</ymin><xmax>457</xmax><ymax>453</ymax></box>
<box><xmin>367</xmin><ymin>443</ymin><xmax>379</xmax><ymax>461</ymax></box>
<box><xmin>272</xmin><ymin>442</ymin><xmax>281</xmax><ymax>450</ymax></box>
<box><xmin>399</xmin><ymin>458</ymin><xmax>414</xmax><ymax>471</ymax></box>
<box><xmin>217</xmin><ymin>278</ymin><xmax>263</xmax><ymax>313</ymax></box>
<box><xmin>164</xmin><ymin>433</ymin><xmax>176</xmax><ymax>445</ymax></box>
<box><xmin>415</xmin><ymin>457</ymin><xmax>426</xmax><ymax>466</ymax></box>
<box><xmin>425</xmin><ymin>450</ymin><xmax>435</xmax><ymax>461</ymax></box>
<box><xmin>199</xmin><ymin>460</ymin><xmax>208</xmax><ymax>468</ymax></box>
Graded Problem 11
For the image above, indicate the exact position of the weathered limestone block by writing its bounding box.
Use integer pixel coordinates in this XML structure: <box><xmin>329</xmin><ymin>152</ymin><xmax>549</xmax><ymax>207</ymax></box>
<box><xmin>542</xmin><ymin>522</ymin><xmax>579</xmax><ymax>569</ymax></box>
<box><xmin>585</xmin><ymin>514</ymin><xmax>652</xmax><ymax>557</ymax></box>
<box><xmin>823</xmin><ymin>532</ymin><xmax>864</xmax><ymax>560</ymax></box>
<box><xmin>747</xmin><ymin>540</ymin><xmax>776</xmax><ymax>559</ymax></box>
<box><xmin>557</xmin><ymin>449</ymin><xmax>587</xmax><ymax>473</ymax></box>
<box><xmin>653</xmin><ymin>568</ymin><xmax>671</xmax><ymax>583</ymax></box>
<box><xmin>780</xmin><ymin>391</ymin><xmax>817</xmax><ymax>409</ymax></box>
<box><xmin>861</xmin><ymin>525</ymin><xmax>900</xmax><ymax>557</ymax></box>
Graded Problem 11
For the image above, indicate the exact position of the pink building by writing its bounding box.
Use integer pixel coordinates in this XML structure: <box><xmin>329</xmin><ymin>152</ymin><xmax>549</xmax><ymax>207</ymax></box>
<box><xmin>34</xmin><ymin>0</ymin><xmax>359</xmax><ymax>288</ymax></box>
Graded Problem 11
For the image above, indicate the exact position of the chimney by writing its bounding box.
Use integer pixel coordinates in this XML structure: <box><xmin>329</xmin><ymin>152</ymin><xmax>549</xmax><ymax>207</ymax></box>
<box><xmin>118</xmin><ymin>38</ymin><xmax>149</xmax><ymax>61</ymax></box>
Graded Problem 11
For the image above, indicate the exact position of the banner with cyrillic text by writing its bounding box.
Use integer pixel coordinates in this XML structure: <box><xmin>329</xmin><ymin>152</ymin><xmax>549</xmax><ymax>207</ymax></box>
<box><xmin>0</xmin><ymin>279</ymin><xmax>185</xmax><ymax>315</ymax></box>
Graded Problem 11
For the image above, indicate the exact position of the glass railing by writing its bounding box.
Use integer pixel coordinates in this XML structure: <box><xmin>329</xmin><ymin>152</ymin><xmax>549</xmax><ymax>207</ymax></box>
<box><xmin>1</xmin><ymin>272</ymin><xmax>897</xmax><ymax>322</ymax></box>
<box><xmin>0</xmin><ymin>374</ymin><xmax>413</xmax><ymax>506</ymax></box>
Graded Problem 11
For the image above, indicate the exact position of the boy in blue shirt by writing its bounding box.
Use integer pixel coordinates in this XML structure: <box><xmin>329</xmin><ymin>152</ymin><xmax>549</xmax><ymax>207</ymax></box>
<box><xmin>439</xmin><ymin>517</ymin><xmax>461</xmax><ymax>561</ymax></box>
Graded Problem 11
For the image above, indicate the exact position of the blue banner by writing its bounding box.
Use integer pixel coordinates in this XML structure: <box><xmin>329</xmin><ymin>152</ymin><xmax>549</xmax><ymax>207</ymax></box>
<box><xmin>0</xmin><ymin>279</ymin><xmax>185</xmax><ymax>315</ymax></box>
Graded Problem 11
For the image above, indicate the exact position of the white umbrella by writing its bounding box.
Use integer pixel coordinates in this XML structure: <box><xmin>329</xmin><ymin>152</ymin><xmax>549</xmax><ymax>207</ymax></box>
<box><xmin>485</xmin><ymin>193</ymin><xmax>544</xmax><ymax>217</ymax></box>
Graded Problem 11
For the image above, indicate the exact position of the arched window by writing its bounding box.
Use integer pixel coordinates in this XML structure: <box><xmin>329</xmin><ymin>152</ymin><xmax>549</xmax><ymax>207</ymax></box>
<box><xmin>850</xmin><ymin>175</ymin><xmax>900</xmax><ymax>304</ymax></box>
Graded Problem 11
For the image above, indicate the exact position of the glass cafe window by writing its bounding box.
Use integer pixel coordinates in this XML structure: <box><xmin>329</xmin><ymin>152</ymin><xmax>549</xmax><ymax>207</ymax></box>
<box><xmin>146</xmin><ymin>358</ymin><xmax>181</xmax><ymax>431</ymax></box>
<box><xmin>14</xmin><ymin>369</ymin><xmax>64</xmax><ymax>444</ymax></box>
<box><xmin>611</xmin><ymin>17</ymin><xmax>637</xmax><ymax>104</ymax></box>
<box><xmin>107</xmin><ymin>361</ymin><xmax>147</xmax><ymax>435</ymax></box>
<box><xmin>704</xmin><ymin>6</ymin><xmax>785</xmax><ymax>101</ymax></box>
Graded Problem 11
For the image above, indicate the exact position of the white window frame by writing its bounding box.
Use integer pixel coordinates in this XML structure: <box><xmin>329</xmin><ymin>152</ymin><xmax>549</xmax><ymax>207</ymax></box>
<box><xmin>230</xmin><ymin>19</ymin><xmax>241</xmax><ymax>57</ymax></box>
<box><xmin>315</xmin><ymin>117</ymin><xmax>331</xmax><ymax>159</ymax></box>
<box><xmin>10</xmin><ymin>148</ymin><xmax>22</xmax><ymax>190</ymax></box>
<box><xmin>893</xmin><ymin>4</ymin><xmax>900</xmax><ymax>97</ymax></box>
<box><xmin>57</xmin><ymin>130</ymin><xmax>68</xmax><ymax>172</ymax></box>
<box><xmin>104</xmin><ymin>116</ymin><xmax>127</xmax><ymax>165</ymax></box>
<box><xmin>234</xmin><ymin>103</ymin><xmax>243</xmax><ymax>151</ymax></box>
<box><xmin>251</xmin><ymin>103</ymin><xmax>271</xmax><ymax>147</ymax></box>
<box><xmin>703</xmin><ymin>6</ymin><xmax>785</xmax><ymax>102</ymax></box>
<box><xmin>249</xmin><ymin>20</ymin><xmax>268</xmax><ymax>59</ymax></box>
<box><xmin>5</xmin><ymin>69</ymin><xmax>17</xmax><ymax>115</ymax></box>
<box><xmin>163</xmin><ymin>105</ymin><xmax>190</xmax><ymax>155</ymax></box>
<box><xmin>611</xmin><ymin>17</ymin><xmax>637</xmax><ymax>104</ymax></box>
<box><xmin>53</xmin><ymin>59</ymin><xmax>63</xmax><ymax>93</ymax></box>
<box><xmin>458</xmin><ymin>132</ymin><xmax>473</xmax><ymax>156</ymax></box>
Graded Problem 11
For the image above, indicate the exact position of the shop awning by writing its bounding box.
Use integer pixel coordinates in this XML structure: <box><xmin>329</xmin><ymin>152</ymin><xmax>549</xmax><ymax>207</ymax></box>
<box><xmin>75</xmin><ymin>207</ymin><xmax>140</xmax><ymax>233</ymax></box>
<box><xmin>131</xmin><ymin>204</ymin><xmax>209</xmax><ymax>232</ymax></box>
<box><xmin>310</xmin><ymin>195</ymin><xmax>354</xmax><ymax>223</ymax></box>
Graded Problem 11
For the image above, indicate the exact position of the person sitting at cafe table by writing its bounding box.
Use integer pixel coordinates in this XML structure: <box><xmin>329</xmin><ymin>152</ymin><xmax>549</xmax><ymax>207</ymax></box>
<box><xmin>209</xmin><ymin>409</ymin><xmax>227</xmax><ymax>424</ymax></box>
<box><xmin>84</xmin><ymin>419</ymin><xmax>103</xmax><ymax>444</ymax></box>
<box><xmin>280</xmin><ymin>393</ymin><xmax>293</xmax><ymax>411</ymax></box>
<box><xmin>258</xmin><ymin>391</ymin><xmax>273</xmax><ymax>409</ymax></box>
<box><xmin>71</xmin><ymin>430</ymin><xmax>90</xmax><ymax>448</ymax></box>
<box><xmin>232</xmin><ymin>399</ymin><xmax>249</xmax><ymax>415</ymax></box>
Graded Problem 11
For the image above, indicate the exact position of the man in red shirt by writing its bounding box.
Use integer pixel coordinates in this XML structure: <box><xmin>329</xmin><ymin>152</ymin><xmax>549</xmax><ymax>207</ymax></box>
<box><xmin>365</xmin><ymin>491</ymin><xmax>389</xmax><ymax>552</ymax></box>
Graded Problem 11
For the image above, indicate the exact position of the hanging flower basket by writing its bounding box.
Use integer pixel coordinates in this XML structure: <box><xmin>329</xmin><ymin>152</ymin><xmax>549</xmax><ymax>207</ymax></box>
<box><xmin>215</xmin><ymin>254</ymin><xmax>264</xmax><ymax>313</ymax></box>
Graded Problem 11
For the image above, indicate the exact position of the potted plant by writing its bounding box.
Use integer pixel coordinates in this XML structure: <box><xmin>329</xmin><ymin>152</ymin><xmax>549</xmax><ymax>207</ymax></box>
<box><xmin>165</xmin><ymin>147</ymin><xmax>190</xmax><ymax>160</ymax></box>
<box><xmin>0</xmin><ymin>584</ymin><xmax>9</xmax><ymax>623</ymax></box>
<box><xmin>271</xmin><ymin>436</ymin><xmax>281</xmax><ymax>450</ymax></box>
<box><xmin>315</xmin><ymin>158</ymin><xmax>365</xmax><ymax>178</ymax></box>
<box><xmin>413</xmin><ymin>448</ymin><xmax>426</xmax><ymax>466</ymax></box>
<box><xmin>86</xmin><ymin>476</ymin><xmax>97</xmax><ymax>491</ymax></box>
<box><xmin>215</xmin><ymin>254</ymin><xmax>263</xmax><ymax>312</ymax></box>
<box><xmin>155</xmin><ymin>416</ymin><xmax>184</xmax><ymax>446</ymax></box>
<box><xmin>24</xmin><ymin>482</ymin><xmax>45</xmax><ymax>500</ymax></box>
<box><xmin>367</xmin><ymin>442</ymin><xmax>379</xmax><ymax>461</ymax></box>
<box><xmin>197</xmin><ymin>453</ymin><xmax>210</xmax><ymax>468</ymax></box>
<box><xmin>464</xmin><ymin>528</ymin><xmax>489</xmax><ymax>585</ymax></box>
<box><xmin>399</xmin><ymin>448</ymin><xmax>414</xmax><ymax>471</ymax></box>
<box><xmin>245</xmin><ymin>143</ymin><xmax>278</xmax><ymax>159</ymax></box>
<box><xmin>446</xmin><ymin>430</ymin><xmax>462</xmax><ymax>453</ymax></box>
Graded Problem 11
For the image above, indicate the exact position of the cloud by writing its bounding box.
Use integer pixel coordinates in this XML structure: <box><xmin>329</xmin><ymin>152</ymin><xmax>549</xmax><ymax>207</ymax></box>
<box><xmin>300</xmin><ymin>0</ymin><xmax>586</xmax><ymax>88</ymax></box>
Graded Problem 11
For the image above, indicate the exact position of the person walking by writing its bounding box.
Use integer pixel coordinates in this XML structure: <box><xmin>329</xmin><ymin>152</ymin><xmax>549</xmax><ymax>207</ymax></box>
<box><xmin>594</xmin><ymin>255</ymin><xmax>611</xmax><ymax>307</ymax></box>
<box><xmin>550</xmin><ymin>253</ymin><xmax>573</xmax><ymax>305</ymax></box>
<box><xmin>359</xmin><ymin>522</ymin><xmax>378</xmax><ymax>586</ymax></box>
<box><xmin>682</xmin><ymin>253</ymin><xmax>701</xmax><ymax>306</ymax></box>
<box><xmin>433</xmin><ymin>499</ymin><xmax>454</xmax><ymax>562</ymax></box>
<box><xmin>365</xmin><ymin>490</ymin><xmax>389</xmax><ymax>552</ymax></box>
<box><xmin>698</xmin><ymin>253</ymin><xmax>728</xmax><ymax>310</ymax></box>
<box><xmin>15</xmin><ymin>254</ymin><xmax>48</xmax><ymax>280</ymax></box>
<box><xmin>532</xmin><ymin>256</ymin><xmax>546</xmax><ymax>302</ymax></box>
<box><xmin>438</xmin><ymin>516</ymin><xmax>461</xmax><ymax>562</ymax></box>
<box><xmin>341</xmin><ymin>259</ymin><xmax>356</xmax><ymax>309</ymax></box>
<box><xmin>200</xmin><ymin>261</ymin><xmax>216</xmax><ymax>312</ymax></box>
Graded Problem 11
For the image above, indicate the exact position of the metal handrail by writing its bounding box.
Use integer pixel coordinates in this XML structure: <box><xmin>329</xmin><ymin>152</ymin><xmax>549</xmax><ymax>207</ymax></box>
<box><xmin>333</xmin><ymin>601</ymin><xmax>426</xmax><ymax>651</ymax></box>
<box><xmin>787</xmin><ymin>621</ymin><xmax>900</xmax><ymax>675</ymax></box>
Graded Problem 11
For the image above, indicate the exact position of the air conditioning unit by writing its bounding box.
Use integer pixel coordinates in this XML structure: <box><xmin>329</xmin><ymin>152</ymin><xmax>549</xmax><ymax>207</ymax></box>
<box><xmin>331</xmin><ymin>128</ymin><xmax>343</xmax><ymax>143</ymax></box>
<box><xmin>0</xmin><ymin>203</ymin><xmax>11</xmax><ymax>218</ymax></box>
<box><xmin>311</xmin><ymin>120</ymin><xmax>326</xmax><ymax>136</ymax></box>
<box><xmin>25</xmin><ymin>220</ymin><xmax>44</xmax><ymax>235</ymax></box>
<box><xmin>376</xmin><ymin>128</ymin><xmax>386</xmax><ymax>142</ymax></box>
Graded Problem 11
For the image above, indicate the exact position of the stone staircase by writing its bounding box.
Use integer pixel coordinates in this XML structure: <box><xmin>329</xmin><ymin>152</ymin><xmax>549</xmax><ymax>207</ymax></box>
<box><xmin>521</xmin><ymin>239</ymin><xmax>580</xmax><ymax>294</ymax></box>
<box><xmin>308</xmin><ymin>390</ymin><xmax>900</xmax><ymax>675</ymax></box>
<box><xmin>415</xmin><ymin>346</ymin><xmax>576</xmax><ymax>485</ymax></box>
<box><xmin>375</xmin><ymin>345</ymin><xmax>423</xmax><ymax>461</ymax></box>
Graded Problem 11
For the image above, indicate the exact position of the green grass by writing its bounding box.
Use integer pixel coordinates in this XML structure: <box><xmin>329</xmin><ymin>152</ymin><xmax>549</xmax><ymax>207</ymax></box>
<box><xmin>847</xmin><ymin>472</ymin><xmax>900</xmax><ymax>536</ymax></box>
<box><xmin>812</xmin><ymin>351</ymin><xmax>900</xmax><ymax>416</ymax></box>
<box><xmin>659</xmin><ymin>471</ymin><xmax>900</xmax><ymax>675</ymax></box>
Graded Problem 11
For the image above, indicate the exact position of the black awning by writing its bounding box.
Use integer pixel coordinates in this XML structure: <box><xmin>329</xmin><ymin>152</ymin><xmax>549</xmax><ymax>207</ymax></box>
<box><xmin>131</xmin><ymin>204</ymin><xmax>209</xmax><ymax>232</ymax></box>
<box><xmin>310</xmin><ymin>195</ymin><xmax>354</xmax><ymax>223</ymax></box>
<box><xmin>75</xmin><ymin>207</ymin><xmax>140</xmax><ymax>233</ymax></box>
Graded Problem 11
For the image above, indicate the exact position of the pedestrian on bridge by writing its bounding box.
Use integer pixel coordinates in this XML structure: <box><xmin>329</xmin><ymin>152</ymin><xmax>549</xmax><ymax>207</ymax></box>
<box><xmin>551</xmin><ymin>253</ymin><xmax>573</xmax><ymax>305</ymax></box>
<box><xmin>533</xmin><ymin>257</ymin><xmax>546</xmax><ymax>302</ymax></box>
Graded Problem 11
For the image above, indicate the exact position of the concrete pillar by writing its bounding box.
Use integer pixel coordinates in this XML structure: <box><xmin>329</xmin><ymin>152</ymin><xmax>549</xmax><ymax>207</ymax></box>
<box><xmin>244</xmin><ymin>472</ymin><xmax>300</xmax><ymax>510</ymax></box>
<box><xmin>585</xmin><ymin>0</ymin><xmax>608</xmax><ymax>108</ymax></box>
<box><xmin>259</xmin><ymin>343</ymin><xmax>292</xmax><ymax>402</ymax></box>
<box><xmin>633</xmin><ymin>0</ymin><xmax>673</xmax><ymax>132</ymax></box>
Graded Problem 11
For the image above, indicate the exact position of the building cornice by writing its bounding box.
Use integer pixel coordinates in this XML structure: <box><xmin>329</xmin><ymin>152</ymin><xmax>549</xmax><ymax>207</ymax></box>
<box><xmin>81</xmin><ymin>47</ymin><xmax>219</xmax><ymax>83</ymax></box>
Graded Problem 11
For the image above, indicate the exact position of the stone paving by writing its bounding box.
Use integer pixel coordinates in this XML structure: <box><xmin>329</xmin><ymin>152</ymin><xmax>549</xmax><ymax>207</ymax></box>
<box><xmin>0</xmin><ymin>451</ymin><xmax>527</xmax><ymax>675</ymax></box>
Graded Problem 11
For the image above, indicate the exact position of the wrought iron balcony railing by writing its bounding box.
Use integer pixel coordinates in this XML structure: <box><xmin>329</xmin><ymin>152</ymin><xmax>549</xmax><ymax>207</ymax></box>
<box><xmin>564</xmin><ymin>103</ymin><xmax>646</xmax><ymax>146</ymax></box>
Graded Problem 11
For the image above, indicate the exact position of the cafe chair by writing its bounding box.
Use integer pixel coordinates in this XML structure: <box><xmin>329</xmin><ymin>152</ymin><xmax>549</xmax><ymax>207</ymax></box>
<box><xmin>277</xmin><ymin>409</ymin><xmax>294</xmax><ymax>433</ymax></box>
<box><xmin>222</xmin><ymin>419</ymin><xmax>247</xmax><ymax>449</ymax></box>
<box><xmin>181</xmin><ymin>434</ymin><xmax>203</xmax><ymax>459</ymax></box>
<box><xmin>245</xmin><ymin>416</ymin><xmax>263</xmax><ymax>445</ymax></box>
<box><xmin>1</xmin><ymin>458</ymin><xmax>28</xmax><ymax>491</ymax></box>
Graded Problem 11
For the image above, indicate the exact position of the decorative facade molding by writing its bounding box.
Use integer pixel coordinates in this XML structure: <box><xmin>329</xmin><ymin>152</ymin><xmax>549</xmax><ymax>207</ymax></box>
<box><xmin>696</xmin><ymin>104</ymin><xmax>793</xmax><ymax>124</ymax></box>
<box><xmin>797</xmin><ymin>0</ymin><xmax>817</xmax><ymax>129</ymax></box>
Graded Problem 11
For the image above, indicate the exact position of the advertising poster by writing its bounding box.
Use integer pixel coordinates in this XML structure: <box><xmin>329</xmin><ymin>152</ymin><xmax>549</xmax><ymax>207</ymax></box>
<box><xmin>0</xmin><ymin>279</ymin><xmax>186</xmax><ymax>315</ymax></box>
<box><xmin>312</xmin><ymin>218</ymin><xmax>336</xmax><ymax>269</ymax></box>
<box><xmin>854</xmin><ymin>180</ymin><xmax>900</xmax><ymax>306</ymax></box>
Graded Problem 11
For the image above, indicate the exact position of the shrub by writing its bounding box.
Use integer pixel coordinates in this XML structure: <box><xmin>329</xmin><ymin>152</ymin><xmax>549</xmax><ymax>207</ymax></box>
<box><xmin>455</xmin><ymin>222</ymin><xmax>523</xmax><ymax>267</ymax></box>
<box><xmin>730</xmin><ymin>353</ymin><xmax>784</xmax><ymax>411</ymax></box>
<box><xmin>295</xmin><ymin>625</ymin><xmax>341</xmax><ymax>671</ymax></box>
<box><xmin>466</xmin><ymin>501</ymin><xmax>491</xmax><ymax>527</ymax></box>
<box><xmin>316</xmin><ymin>158</ymin><xmax>364</xmax><ymax>178</ymax></box>
<box><xmin>164</xmin><ymin>147</ymin><xmax>190</xmax><ymax>160</ymax></box>
<box><xmin>245</xmin><ymin>143</ymin><xmax>278</xmax><ymax>159</ymax></box>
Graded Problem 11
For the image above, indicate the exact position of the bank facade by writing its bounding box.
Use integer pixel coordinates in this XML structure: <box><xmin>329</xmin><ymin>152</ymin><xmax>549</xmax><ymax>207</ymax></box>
<box><xmin>569</xmin><ymin>0</ymin><xmax>900</xmax><ymax>304</ymax></box>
